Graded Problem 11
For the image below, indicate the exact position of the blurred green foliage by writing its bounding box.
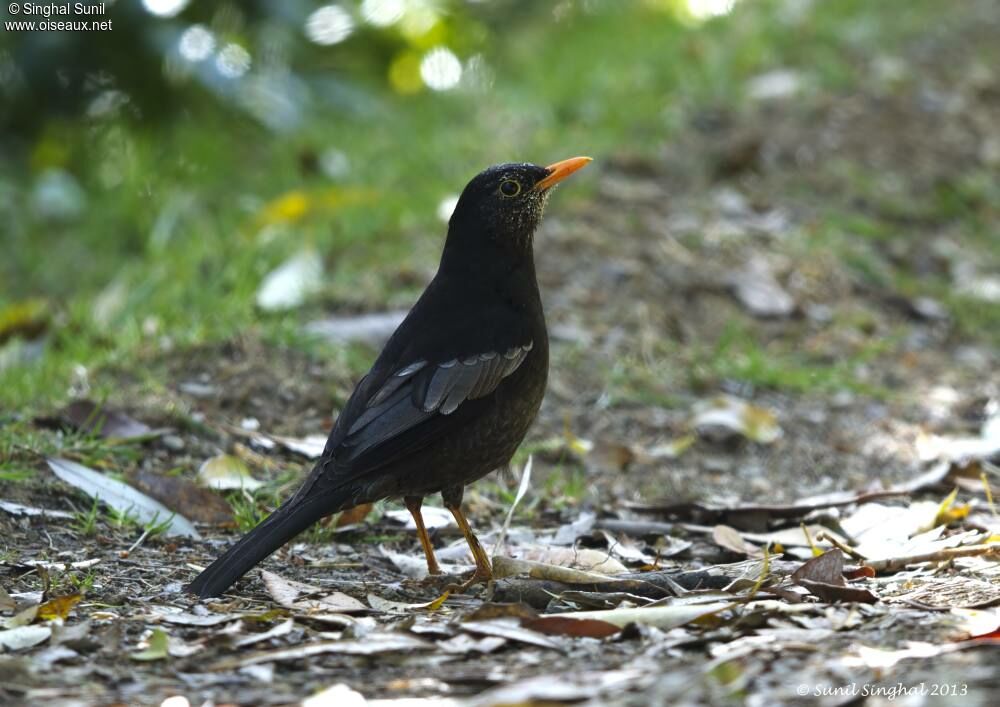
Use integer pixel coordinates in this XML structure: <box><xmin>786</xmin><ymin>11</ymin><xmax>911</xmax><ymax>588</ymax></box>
<box><xmin>1</xmin><ymin>0</ymin><xmax>994</xmax><ymax>411</ymax></box>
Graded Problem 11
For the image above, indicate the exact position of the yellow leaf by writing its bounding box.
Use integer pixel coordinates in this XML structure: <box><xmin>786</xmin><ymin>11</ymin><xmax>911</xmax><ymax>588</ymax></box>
<box><xmin>36</xmin><ymin>593</ymin><xmax>82</xmax><ymax>621</ymax></box>
<box><xmin>800</xmin><ymin>523</ymin><xmax>823</xmax><ymax>557</ymax></box>
<box><xmin>933</xmin><ymin>488</ymin><xmax>970</xmax><ymax>527</ymax></box>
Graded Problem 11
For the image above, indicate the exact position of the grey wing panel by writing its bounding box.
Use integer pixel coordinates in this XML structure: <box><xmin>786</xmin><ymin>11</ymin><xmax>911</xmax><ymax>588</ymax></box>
<box><xmin>338</xmin><ymin>342</ymin><xmax>532</xmax><ymax>464</ymax></box>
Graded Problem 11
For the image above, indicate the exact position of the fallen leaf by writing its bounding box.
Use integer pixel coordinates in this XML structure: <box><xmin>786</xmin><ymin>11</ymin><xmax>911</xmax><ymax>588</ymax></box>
<box><xmin>460</xmin><ymin>619</ymin><xmax>565</xmax><ymax>651</ymax></box>
<box><xmin>0</xmin><ymin>500</ymin><xmax>74</xmax><ymax>520</ymax></box>
<box><xmin>792</xmin><ymin>550</ymin><xmax>878</xmax><ymax>604</ymax></box>
<box><xmin>932</xmin><ymin>487</ymin><xmax>970</xmax><ymax>528</ymax></box>
<box><xmin>47</xmin><ymin>458</ymin><xmax>199</xmax><ymax>538</ymax></box>
<box><xmin>133</xmin><ymin>470</ymin><xmax>233</xmax><ymax>525</ymax></box>
<box><xmin>157</xmin><ymin>612</ymin><xmax>241</xmax><ymax>627</ymax></box>
<box><xmin>269</xmin><ymin>433</ymin><xmax>328</xmax><ymax>459</ymax></box>
<box><xmin>0</xmin><ymin>624</ymin><xmax>51</xmax><ymax>650</ymax></box>
<box><xmin>548</xmin><ymin>601</ymin><xmax>733</xmax><ymax>630</ymax></box>
<box><xmin>336</xmin><ymin>503</ymin><xmax>374</xmax><ymax>527</ymax></box>
<box><xmin>233</xmin><ymin>618</ymin><xmax>295</xmax><ymax>648</ymax></box>
<box><xmin>693</xmin><ymin>395</ymin><xmax>782</xmax><ymax>445</ymax></box>
<box><xmin>384</xmin><ymin>505</ymin><xmax>452</xmax><ymax>530</ymax></box>
<box><xmin>379</xmin><ymin>546</ymin><xmax>465</xmax><ymax>579</ymax></box>
<box><xmin>522</xmin><ymin>615</ymin><xmax>621</xmax><ymax>638</ymax></box>
<box><xmin>198</xmin><ymin>454</ymin><xmax>264</xmax><ymax>491</ymax></box>
<box><xmin>260</xmin><ymin>570</ymin><xmax>368</xmax><ymax>614</ymax></box>
<box><xmin>436</xmin><ymin>634</ymin><xmax>508</xmax><ymax>654</ymax></box>
<box><xmin>511</xmin><ymin>546</ymin><xmax>628</xmax><ymax>574</ymax></box>
<box><xmin>713</xmin><ymin>525</ymin><xmax>764</xmax><ymax>557</ymax></box>
<box><xmin>36</xmin><ymin>594</ymin><xmax>82</xmax><ymax>621</ymax></box>
<box><xmin>131</xmin><ymin>628</ymin><xmax>169</xmax><ymax>661</ymax></box>
<box><xmin>791</xmin><ymin>549</ymin><xmax>845</xmax><ymax>585</ymax></box>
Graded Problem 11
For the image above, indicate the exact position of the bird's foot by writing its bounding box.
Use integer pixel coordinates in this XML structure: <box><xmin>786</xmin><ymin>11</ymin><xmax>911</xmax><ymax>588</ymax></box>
<box><xmin>426</xmin><ymin>568</ymin><xmax>492</xmax><ymax>609</ymax></box>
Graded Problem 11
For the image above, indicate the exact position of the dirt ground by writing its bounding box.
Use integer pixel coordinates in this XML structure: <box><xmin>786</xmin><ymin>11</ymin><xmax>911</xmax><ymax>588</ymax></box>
<box><xmin>2</xmin><ymin>4</ymin><xmax>1000</xmax><ymax>705</ymax></box>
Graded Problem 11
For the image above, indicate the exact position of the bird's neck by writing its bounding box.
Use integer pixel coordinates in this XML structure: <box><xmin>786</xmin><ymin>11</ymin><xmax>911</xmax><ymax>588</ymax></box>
<box><xmin>437</xmin><ymin>234</ymin><xmax>541</xmax><ymax>310</ymax></box>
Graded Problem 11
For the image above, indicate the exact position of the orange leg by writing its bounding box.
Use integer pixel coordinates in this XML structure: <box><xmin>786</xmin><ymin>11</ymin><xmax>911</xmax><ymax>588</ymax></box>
<box><xmin>444</xmin><ymin>499</ymin><xmax>492</xmax><ymax>592</ymax></box>
<box><xmin>404</xmin><ymin>496</ymin><xmax>441</xmax><ymax>576</ymax></box>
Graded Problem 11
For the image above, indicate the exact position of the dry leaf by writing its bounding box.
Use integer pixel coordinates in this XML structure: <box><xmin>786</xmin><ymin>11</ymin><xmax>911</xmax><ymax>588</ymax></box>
<box><xmin>131</xmin><ymin>628</ymin><xmax>169</xmax><ymax>661</ymax></box>
<box><xmin>522</xmin><ymin>615</ymin><xmax>622</xmax><ymax>638</ymax></box>
<box><xmin>47</xmin><ymin>458</ymin><xmax>199</xmax><ymax>538</ymax></box>
<box><xmin>260</xmin><ymin>570</ymin><xmax>367</xmax><ymax>614</ymax></box>
<box><xmin>198</xmin><ymin>455</ymin><xmax>264</xmax><ymax>491</ymax></box>
<box><xmin>0</xmin><ymin>625</ymin><xmax>51</xmax><ymax>651</ymax></box>
<box><xmin>133</xmin><ymin>470</ymin><xmax>233</xmax><ymax>525</ymax></box>
<box><xmin>36</xmin><ymin>593</ymin><xmax>82</xmax><ymax>621</ymax></box>
<box><xmin>335</xmin><ymin>503</ymin><xmax>374</xmax><ymax>527</ymax></box>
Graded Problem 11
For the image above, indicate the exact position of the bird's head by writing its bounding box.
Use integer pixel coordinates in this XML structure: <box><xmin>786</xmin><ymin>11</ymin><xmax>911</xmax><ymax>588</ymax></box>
<box><xmin>447</xmin><ymin>157</ymin><xmax>591</xmax><ymax>253</ymax></box>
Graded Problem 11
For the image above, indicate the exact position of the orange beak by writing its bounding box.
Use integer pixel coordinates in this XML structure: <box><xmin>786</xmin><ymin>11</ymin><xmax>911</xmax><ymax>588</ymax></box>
<box><xmin>534</xmin><ymin>156</ymin><xmax>593</xmax><ymax>191</ymax></box>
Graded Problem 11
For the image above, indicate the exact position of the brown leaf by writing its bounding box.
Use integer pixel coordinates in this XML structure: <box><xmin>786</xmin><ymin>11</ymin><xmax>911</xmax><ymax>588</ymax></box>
<box><xmin>522</xmin><ymin>616</ymin><xmax>622</xmax><ymax>638</ymax></box>
<box><xmin>132</xmin><ymin>470</ymin><xmax>233</xmax><ymax>525</ymax></box>
<box><xmin>465</xmin><ymin>603</ymin><xmax>540</xmax><ymax>622</ymax></box>
<box><xmin>792</xmin><ymin>550</ymin><xmax>878</xmax><ymax>603</ymax></box>
<box><xmin>797</xmin><ymin>579</ymin><xmax>878</xmax><ymax>604</ymax></box>
<box><xmin>843</xmin><ymin>565</ymin><xmax>877</xmax><ymax>580</ymax></box>
<box><xmin>791</xmin><ymin>549</ymin><xmax>845</xmax><ymax>585</ymax></box>
<box><xmin>712</xmin><ymin>524</ymin><xmax>762</xmax><ymax>557</ymax></box>
<box><xmin>336</xmin><ymin>503</ymin><xmax>373</xmax><ymax>528</ymax></box>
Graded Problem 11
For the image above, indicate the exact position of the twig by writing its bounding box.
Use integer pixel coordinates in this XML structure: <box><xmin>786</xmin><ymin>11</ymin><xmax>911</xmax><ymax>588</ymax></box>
<box><xmin>816</xmin><ymin>532</ymin><xmax>868</xmax><ymax>562</ymax></box>
<box><xmin>866</xmin><ymin>544</ymin><xmax>1000</xmax><ymax>573</ymax></box>
<box><xmin>126</xmin><ymin>529</ymin><xmax>150</xmax><ymax>556</ymax></box>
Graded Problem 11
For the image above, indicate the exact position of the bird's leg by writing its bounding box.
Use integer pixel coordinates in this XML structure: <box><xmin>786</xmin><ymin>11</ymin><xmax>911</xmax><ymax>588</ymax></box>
<box><xmin>442</xmin><ymin>486</ymin><xmax>492</xmax><ymax>592</ymax></box>
<box><xmin>404</xmin><ymin>495</ymin><xmax>441</xmax><ymax>576</ymax></box>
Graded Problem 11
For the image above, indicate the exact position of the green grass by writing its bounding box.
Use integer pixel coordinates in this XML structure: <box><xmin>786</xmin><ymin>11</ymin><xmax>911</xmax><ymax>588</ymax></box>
<box><xmin>705</xmin><ymin>321</ymin><xmax>893</xmax><ymax>395</ymax></box>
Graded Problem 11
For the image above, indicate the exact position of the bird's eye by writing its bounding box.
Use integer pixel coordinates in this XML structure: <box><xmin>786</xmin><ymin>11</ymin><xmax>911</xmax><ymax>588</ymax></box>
<box><xmin>499</xmin><ymin>179</ymin><xmax>521</xmax><ymax>198</ymax></box>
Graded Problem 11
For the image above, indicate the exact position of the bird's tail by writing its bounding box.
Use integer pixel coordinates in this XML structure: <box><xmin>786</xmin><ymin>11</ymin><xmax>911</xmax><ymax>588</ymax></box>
<box><xmin>186</xmin><ymin>489</ymin><xmax>347</xmax><ymax>598</ymax></box>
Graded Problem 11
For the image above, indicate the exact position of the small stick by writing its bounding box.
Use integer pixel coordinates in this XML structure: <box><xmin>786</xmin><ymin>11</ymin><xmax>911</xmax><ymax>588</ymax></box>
<box><xmin>866</xmin><ymin>544</ymin><xmax>1000</xmax><ymax>573</ymax></box>
<box><xmin>815</xmin><ymin>532</ymin><xmax>868</xmax><ymax>562</ymax></box>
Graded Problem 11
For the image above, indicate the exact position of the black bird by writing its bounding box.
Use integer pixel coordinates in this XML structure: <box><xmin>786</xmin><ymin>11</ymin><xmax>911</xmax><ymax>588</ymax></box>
<box><xmin>187</xmin><ymin>156</ymin><xmax>591</xmax><ymax>598</ymax></box>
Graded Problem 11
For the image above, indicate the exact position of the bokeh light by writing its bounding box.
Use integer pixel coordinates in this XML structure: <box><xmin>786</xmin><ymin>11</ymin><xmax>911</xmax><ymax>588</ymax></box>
<box><xmin>361</xmin><ymin>0</ymin><xmax>405</xmax><ymax>27</ymax></box>
<box><xmin>143</xmin><ymin>0</ymin><xmax>190</xmax><ymax>19</ymax></box>
<box><xmin>216</xmin><ymin>44</ymin><xmax>251</xmax><ymax>79</ymax></box>
<box><xmin>420</xmin><ymin>47</ymin><xmax>462</xmax><ymax>92</ymax></box>
<box><xmin>178</xmin><ymin>26</ymin><xmax>215</xmax><ymax>63</ymax></box>
<box><xmin>686</xmin><ymin>0</ymin><xmax>738</xmax><ymax>20</ymax></box>
<box><xmin>305</xmin><ymin>5</ymin><xmax>356</xmax><ymax>46</ymax></box>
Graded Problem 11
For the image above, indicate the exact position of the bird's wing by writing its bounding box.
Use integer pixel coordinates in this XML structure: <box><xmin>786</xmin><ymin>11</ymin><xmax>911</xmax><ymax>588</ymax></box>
<box><xmin>339</xmin><ymin>342</ymin><xmax>533</xmax><ymax>464</ymax></box>
<box><xmin>292</xmin><ymin>339</ymin><xmax>534</xmax><ymax>501</ymax></box>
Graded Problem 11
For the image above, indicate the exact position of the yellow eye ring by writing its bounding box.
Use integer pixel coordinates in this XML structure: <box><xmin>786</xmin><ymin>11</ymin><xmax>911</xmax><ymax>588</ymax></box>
<box><xmin>499</xmin><ymin>179</ymin><xmax>521</xmax><ymax>197</ymax></box>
